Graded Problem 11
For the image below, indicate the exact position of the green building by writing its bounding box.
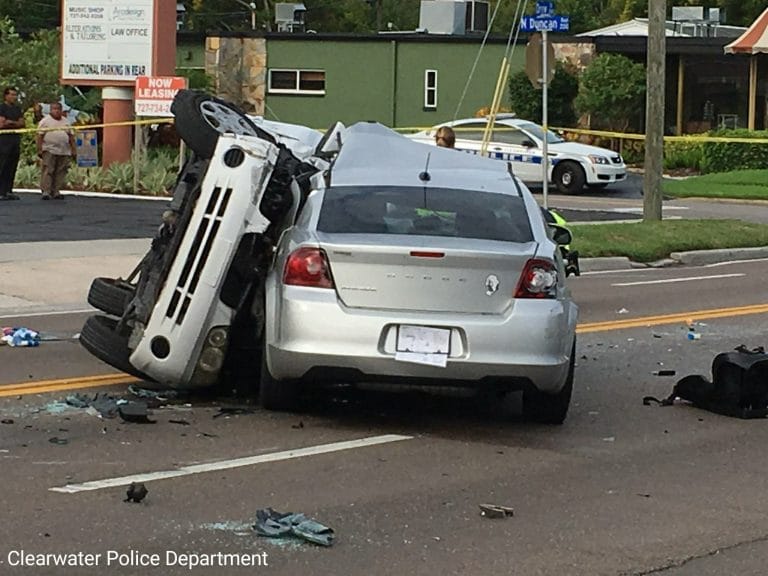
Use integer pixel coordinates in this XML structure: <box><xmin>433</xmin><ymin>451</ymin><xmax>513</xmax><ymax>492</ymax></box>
<box><xmin>205</xmin><ymin>32</ymin><xmax>527</xmax><ymax>130</ymax></box>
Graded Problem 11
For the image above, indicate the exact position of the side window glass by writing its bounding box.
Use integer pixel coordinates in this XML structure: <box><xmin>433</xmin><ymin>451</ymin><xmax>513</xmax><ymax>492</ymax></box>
<box><xmin>492</xmin><ymin>124</ymin><xmax>533</xmax><ymax>146</ymax></box>
<box><xmin>455</xmin><ymin>122</ymin><xmax>488</xmax><ymax>142</ymax></box>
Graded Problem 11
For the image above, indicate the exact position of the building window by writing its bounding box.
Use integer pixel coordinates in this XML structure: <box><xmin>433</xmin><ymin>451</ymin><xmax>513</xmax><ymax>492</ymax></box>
<box><xmin>268</xmin><ymin>69</ymin><xmax>326</xmax><ymax>95</ymax></box>
<box><xmin>424</xmin><ymin>69</ymin><xmax>437</xmax><ymax>109</ymax></box>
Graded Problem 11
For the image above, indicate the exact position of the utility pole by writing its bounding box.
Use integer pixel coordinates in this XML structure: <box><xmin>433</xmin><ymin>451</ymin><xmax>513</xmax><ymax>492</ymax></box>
<box><xmin>643</xmin><ymin>0</ymin><xmax>666</xmax><ymax>222</ymax></box>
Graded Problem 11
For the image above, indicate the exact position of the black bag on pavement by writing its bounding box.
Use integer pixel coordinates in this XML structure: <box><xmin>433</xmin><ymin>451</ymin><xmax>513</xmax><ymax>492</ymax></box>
<box><xmin>644</xmin><ymin>345</ymin><xmax>768</xmax><ymax>419</ymax></box>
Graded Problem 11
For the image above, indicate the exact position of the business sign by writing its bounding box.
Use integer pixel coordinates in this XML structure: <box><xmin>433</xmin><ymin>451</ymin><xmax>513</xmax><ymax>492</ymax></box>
<box><xmin>76</xmin><ymin>129</ymin><xmax>99</xmax><ymax>168</ymax></box>
<box><xmin>135</xmin><ymin>76</ymin><xmax>187</xmax><ymax>117</ymax></box>
<box><xmin>520</xmin><ymin>15</ymin><xmax>570</xmax><ymax>32</ymax></box>
<box><xmin>62</xmin><ymin>0</ymin><xmax>154</xmax><ymax>83</ymax></box>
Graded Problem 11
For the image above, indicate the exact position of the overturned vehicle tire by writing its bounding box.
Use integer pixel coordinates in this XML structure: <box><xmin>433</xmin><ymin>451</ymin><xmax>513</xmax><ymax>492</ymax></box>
<box><xmin>171</xmin><ymin>90</ymin><xmax>275</xmax><ymax>159</ymax></box>
<box><xmin>87</xmin><ymin>277</ymin><xmax>135</xmax><ymax>317</ymax></box>
<box><xmin>79</xmin><ymin>315</ymin><xmax>150</xmax><ymax>381</ymax></box>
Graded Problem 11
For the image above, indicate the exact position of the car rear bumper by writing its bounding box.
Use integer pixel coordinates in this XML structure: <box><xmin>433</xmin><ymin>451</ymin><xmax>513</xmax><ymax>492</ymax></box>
<box><xmin>266</xmin><ymin>286</ymin><xmax>578</xmax><ymax>394</ymax></box>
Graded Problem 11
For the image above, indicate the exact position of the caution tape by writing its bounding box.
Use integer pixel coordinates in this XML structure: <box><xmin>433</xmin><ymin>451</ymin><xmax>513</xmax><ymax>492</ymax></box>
<box><xmin>0</xmin><ymin>117</ymin><xmax>174</xmax><ymax>135</ymax></box>
<box><xmin>393</xmin><ymin>124</ymin><xmax>768</xmax><ymax>144</ymax></box>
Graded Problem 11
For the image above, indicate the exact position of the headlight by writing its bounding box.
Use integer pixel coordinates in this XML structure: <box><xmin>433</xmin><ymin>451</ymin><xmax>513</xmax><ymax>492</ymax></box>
<box><xmin>588</xmin><ymin>154</ymin><xmax>609</xmax><ymax>165</ymax></box>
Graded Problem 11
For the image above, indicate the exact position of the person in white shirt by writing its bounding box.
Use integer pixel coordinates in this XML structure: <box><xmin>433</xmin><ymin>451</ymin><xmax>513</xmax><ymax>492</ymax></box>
<box><xmin>36</xmin><ymin>102</ymin><xmax>76</xmax><ymax>200</ymax></box>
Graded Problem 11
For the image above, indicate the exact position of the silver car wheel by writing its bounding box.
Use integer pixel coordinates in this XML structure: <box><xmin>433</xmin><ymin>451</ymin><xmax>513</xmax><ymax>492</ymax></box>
<box><xmin>198</xmin><ymin>100</ymin><xmax>261</xmax><ymax>136</ymax></box>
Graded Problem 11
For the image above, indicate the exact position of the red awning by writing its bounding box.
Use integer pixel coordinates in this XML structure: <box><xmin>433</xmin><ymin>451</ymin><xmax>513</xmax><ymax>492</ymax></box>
<box><xmin>725</xmin><ymin>8</ymin><xmax>768</xmax><ymax>54</ymax></box>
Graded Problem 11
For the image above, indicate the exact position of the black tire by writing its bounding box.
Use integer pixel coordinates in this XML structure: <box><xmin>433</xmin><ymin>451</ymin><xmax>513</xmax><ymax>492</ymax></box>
<box><xmin>259</xmin><ymin>347</ymin><xmax>301</xmax><ymax>411</ymax></box>
<box><xmin>79</xmin><ymin>315</ymin><xmax>150</xmax><ymax>380</ymax></box>
<box><xmin>523</xmin><ymin>340</ymin><xmax>575</xmax><ymax>425</ymax></box>
<box><xmin>170</xmin><ymin>90</ymin><xmax>275</xmax><ymax>159</ymax></box>
<box><xmin>553</xmin><ymin>161</ymin><xmax>586</xmax><ymax>194</ymax></box>
<box><xmin>87</xmin><ymin>277</ymin><xmax>134</xmax><ymax>317</ymax></box>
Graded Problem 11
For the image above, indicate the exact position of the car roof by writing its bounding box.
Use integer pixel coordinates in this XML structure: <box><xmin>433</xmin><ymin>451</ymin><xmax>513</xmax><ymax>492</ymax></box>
<box><xmin>330</xmin><ymin>122</ymin><xmax>522</xmax><ymax>196</ymax></box>
<box><xmin>445</xmin><ymin>117</ymin><xmax>529</xmax><ymax>128</ymax></box>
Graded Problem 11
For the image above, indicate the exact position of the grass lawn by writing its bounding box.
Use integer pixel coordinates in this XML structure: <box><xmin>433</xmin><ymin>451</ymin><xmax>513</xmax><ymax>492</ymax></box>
<box><xmin>571</xmin><ymin>219</ymin><xmax>768</xmax><ymax>262</ymax></box>
<box><xmin>663</xmin><ymin>169</ymin><xmax>768</xmax><ymax>200</ymax></box>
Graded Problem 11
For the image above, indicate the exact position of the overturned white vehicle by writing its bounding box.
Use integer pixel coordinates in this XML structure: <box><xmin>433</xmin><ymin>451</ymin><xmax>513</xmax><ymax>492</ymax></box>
<box><xmin>81</xmin><ymin>91</ymin><xmax>578</xmax><ymax>424</ymax></box>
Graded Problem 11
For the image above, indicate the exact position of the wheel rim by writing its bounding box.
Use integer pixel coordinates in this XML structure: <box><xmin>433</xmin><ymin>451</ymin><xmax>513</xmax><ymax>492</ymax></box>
<box><xmin>198</xmin><ymin>100</ymin><xmax>259</xmax><ymax>136</ymax></box>
<box><xmin>561</xmin><ymin>171</ymin><xmax>572</xmax><ymax>186</ymax></box>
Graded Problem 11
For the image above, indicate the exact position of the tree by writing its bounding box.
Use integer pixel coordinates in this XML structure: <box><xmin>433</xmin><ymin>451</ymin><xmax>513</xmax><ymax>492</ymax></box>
<box><xmin>508</xmin><ymin>61</ymin><xmax>579</xmax><ymax>126</ymax></box>
<box><xmin>0</xmin><ymin>18</ymin><xmax>60</xmax><ymax>108</ymax></box>
<box><xmin>574</xmin><ymin>53</ymin><xmax>647</xmax><ymax>131</ymax></box>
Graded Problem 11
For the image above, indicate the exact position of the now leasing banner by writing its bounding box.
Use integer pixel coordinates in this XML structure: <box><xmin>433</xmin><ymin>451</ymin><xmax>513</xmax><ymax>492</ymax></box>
<box><xmin>134</xmin><ymin>76</ymin><xmax>187</xmax><ymax>117</ymax></box>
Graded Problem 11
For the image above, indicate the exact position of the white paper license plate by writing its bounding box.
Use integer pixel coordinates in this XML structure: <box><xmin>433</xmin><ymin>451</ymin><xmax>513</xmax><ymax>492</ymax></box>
<box><xmin>396</xmin><ymin>325</ymin><xmax>451</xmax><ymax>355</ymax></box>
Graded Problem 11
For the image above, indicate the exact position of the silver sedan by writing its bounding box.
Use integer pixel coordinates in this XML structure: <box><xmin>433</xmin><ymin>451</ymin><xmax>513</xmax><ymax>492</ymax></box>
<box><xmin>259</xmin><ymin>123</ymin><xmax>579</xmax><ymax>423</ymax></box>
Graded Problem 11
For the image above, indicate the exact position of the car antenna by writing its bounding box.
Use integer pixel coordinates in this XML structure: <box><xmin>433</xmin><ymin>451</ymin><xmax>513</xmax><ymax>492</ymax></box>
<box><xmin>419</xmin><ymin>153</ymin><xmax>431</xmax><ymax>183</ymax></box>
<box><xmin>419</xmin><ymin>153</ymin><xmax>431</xmax><ymax>208</ymax></box>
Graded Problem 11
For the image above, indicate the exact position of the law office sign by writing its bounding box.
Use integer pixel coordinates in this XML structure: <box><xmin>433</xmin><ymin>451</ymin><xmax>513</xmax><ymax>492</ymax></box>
<box><xmin>61</xmin><ymin>0</ymin><xmax>176</xmax><ymax>86</ymax></box>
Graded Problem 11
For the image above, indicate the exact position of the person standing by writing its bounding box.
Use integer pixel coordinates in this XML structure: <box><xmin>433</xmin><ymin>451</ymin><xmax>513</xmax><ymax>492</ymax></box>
<box><xmin>0</xmin><ymin>87</ymin><xmax>25</xmax><ymax>200</ymax></box>
<box><xmin>37</xmin><ymin>102</ymin><xmax>76</xmax><ymax>200</ymax></box>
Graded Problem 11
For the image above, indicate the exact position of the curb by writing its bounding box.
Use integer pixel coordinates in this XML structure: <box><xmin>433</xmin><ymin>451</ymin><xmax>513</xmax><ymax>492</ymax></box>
<box><xmin>582</xmin><ymin>246</ymin><xmax>768</xmax><ymax>272</ymax></box>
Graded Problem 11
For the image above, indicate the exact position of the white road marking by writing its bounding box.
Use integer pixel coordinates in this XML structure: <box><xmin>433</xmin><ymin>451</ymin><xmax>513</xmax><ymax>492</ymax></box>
<box><xmin>612</xmin><ymin>206</ymin><xmax>690</xmax><ymax>213</ymax></box>
<box><xmin>50</xmin><ymin>434</ymin><xmax>412</xmax><ymax>494</ymax></box>
<box><xmin>611</xmin><ymin>273</ymin><xmax>745</xmax><ymax>287</ymax></box>
<box><xmin>0</xmin><ymin>308</ymin><xmax>93</xmax><ymax>320</ymax></box>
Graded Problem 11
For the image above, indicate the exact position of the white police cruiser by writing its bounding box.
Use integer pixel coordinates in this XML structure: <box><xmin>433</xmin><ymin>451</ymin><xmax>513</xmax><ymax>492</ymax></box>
<box><xmin>410</xmin><ymin>115</ymin><xmax>626</xmax><ymax>194</ymax></box>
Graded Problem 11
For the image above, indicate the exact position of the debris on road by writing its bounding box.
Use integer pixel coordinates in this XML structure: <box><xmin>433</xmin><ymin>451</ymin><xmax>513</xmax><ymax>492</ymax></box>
<box><xmin>127</xmin><ymin>384</ymin><xmax>178</xmax><ymax>403</ymax></box>
<box><xmin>124</xmin><ymin>482</ymin><xmax>148</xmax><ymax>503</ymax></box>
<box><xmin>48</xmin><ymin>437</ymin><xmax>68</xmax><ymax>445</ymax></box>
<box><xmin>479</xmin><ymin>504</ymin><xmax>515</xmax><ymax>519</ymax></box>
<box><xmin>1</xmin><ymin>327</ymin><xmax>40</xmax><ymax>347</ymax></box>
<box><xmin>169</xmin><ymin>419</ymin><xmax>191</xmax><ymax>426</ymax></box>
<box><xmin>617</xmin><ymin>308</ymin><xmax>629</xmax><ymax>314</ymax></box>
<box><xmin>212</xmin><ymin>405</ymin><xmax>256</xmax><ymax>419</ymax></box>
<box><xmin>653</xmin><ymin>370</ymin><xmax>677</xmax><ymax>377</ymax></box>
<box><xmin>644</xmin><ymin>344</ymin><xmax>768</xmax><ymax>418</ymax></box>
<box><xmin>118</xmin><ymin>403</ymin><xmax>156</xmax><ymax>424</ymax></box>
<box><xmin>1</xmin><ymin>418</ymin><xmax>13</xmax><ymax>424</ymax></box>
<box><xmin>253</xmin><ymin>508</ymin><xmax>335</xmax><ymax>547</ymax></box>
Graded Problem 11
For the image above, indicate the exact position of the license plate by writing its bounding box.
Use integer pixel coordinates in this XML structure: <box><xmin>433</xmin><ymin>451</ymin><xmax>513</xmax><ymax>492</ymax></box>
<box><xmin>396</xmin><ymin>325</ymin><xmax>451</xmax><ymax>355</ymax></box>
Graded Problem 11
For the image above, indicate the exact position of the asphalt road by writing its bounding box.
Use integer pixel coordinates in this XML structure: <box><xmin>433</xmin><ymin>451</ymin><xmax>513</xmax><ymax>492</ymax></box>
<box><xmin>2</xmin><ymin>260</ymin><xmax>768</xmax><ymax>575</ymax></box>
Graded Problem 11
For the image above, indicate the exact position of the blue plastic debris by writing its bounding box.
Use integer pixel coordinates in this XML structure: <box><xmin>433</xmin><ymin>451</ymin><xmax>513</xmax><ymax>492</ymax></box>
<box><xmin>1</xmin><ymin>327</ymin><xmax>41</xmax><ymax>347</ymax></box>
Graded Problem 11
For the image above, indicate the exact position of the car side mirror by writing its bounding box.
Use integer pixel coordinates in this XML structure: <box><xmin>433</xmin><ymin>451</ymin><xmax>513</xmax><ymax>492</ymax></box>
<box><xmin>522</xmin><ymin>139</ymin><xmax>536</xmax><ymax>148</ymax></box>
<box><xmin>550</xmin><ymin>224</ymin><xmax>572</xmax><ymax>246</ymax></box>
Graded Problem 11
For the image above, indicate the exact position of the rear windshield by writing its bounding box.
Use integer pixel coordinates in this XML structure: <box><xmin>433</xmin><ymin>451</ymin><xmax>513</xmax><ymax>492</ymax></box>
<box><xmin>317</xmin><ymin>186</ymin><xmax>533</xmax><ymax>243</ymax></box>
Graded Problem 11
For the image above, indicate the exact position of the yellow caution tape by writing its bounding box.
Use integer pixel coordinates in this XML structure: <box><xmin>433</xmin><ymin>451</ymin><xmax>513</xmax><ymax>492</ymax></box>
<box><xmin>0</xmin><ymin>117</ymin><xmax>174</xmax><ymax>135</ymax></box>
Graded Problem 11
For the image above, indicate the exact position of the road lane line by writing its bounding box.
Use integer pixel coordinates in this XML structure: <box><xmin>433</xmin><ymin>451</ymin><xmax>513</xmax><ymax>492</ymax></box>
<box><xmin>0</xmin><ymin>374</ymin><xmax>138</xmax><ymax>398</ymax></box>
<box><xmin>611</xmin><ymin>273</ymin><xmax>745</xmax><ymax>287</ymax></box>
<box><xmin>50</xmin><ymin>434</ymin><xmax>413</xmax><ymax>494</ymax></box>
<box><xmin>577</xmin><ymin>303</ymin><xmax>768</xmax><ymax>333</ymax></box>
<box><xmin>6</xmin><ymin>304</ymin><xmax>768</xmax><ymax>397</ymax></box>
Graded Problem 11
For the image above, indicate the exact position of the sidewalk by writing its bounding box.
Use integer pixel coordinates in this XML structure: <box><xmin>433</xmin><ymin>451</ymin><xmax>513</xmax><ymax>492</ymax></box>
<box><xmin>0</xmin><ymin>239</ymin><xmax>149</xmax><ymax>317</ymax></box>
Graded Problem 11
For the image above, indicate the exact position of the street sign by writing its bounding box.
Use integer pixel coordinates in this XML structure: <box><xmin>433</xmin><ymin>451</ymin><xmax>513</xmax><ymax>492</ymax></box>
<box><xmin>520</xmin><ymin>15</ymin><xmax>570</xmax><ymax>33</ymax></box>
<box><xmin>525</xmin><ymin>33</ymin><xmax>555</xmax><ymax>88</ymax></box>
<box><xmin>535</xmin><ymin>1</ymin><xmax>554</xmax><ymax>17</ymax></box>
<box><xmin>76</xmin><ymin>129</ymin><xmax>98</xmax><ymax>168</ymax></box>
<box><xmin>134</xmin><ymin>76</ymin><xmax>187</xmax><ymax>117</ymax></box>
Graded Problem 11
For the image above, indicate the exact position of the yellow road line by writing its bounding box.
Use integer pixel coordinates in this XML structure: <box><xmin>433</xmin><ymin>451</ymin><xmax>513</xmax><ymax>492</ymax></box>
<box><xmin>577</xmin><ymin>303</ymin><xmax>768</xmax><ymax>333</ymax></box>
<box><xmin>2</xmin><ymin>303</ymin><xmax>768</xmax><ymax>397</ymax></box>
<box><xmin>0</xmin><ymin>374</ymin><xmax>138</xmax><ymax>398</ymax></box>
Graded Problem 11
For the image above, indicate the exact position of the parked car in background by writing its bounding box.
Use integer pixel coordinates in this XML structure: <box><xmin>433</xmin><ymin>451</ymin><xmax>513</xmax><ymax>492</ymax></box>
<box><xmin>409</xmin><ymin>115</ymin><xmax>627</xmax><ymax>194</ymax></box>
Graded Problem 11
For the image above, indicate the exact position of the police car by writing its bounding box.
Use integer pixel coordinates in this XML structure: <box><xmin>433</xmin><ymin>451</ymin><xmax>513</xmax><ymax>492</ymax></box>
<box><xmin>409</xmin><ymin>115</ymin><xmax>627</xmax><ymax>194</ymax></box>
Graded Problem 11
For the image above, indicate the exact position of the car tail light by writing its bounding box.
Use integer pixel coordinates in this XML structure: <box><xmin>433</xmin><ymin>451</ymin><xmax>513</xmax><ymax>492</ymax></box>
<box><xmin>283</xmin><ymin>247</ymin><xmax>334</xmax><ymax>289</ymax></box>
<box><xmin>515</xmin><ymin>259</ymin><xmax>558</xmax><ymax>299</ymax></box>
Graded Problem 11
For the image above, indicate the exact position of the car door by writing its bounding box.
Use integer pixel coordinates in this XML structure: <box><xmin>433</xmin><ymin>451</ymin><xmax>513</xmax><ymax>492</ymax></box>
<box><xmin>491</xmin><ymin>123</ymin><xmax>541</xmax><ymax>182</ymax></box>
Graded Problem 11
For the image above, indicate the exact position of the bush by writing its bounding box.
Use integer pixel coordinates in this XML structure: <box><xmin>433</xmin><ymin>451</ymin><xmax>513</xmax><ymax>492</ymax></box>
<box><xmin>664</xmin><ymin>141</ymin><xmax>703</xmax><ymax>171</ymax></box>
<box><xmin>508</xmin><ymin>61</ymin><xmax>579</xmax><ymax>125</ymax></box>
<box><xmin>16</xmin><ymin>148</ymin><xmax>178</xmax><ymax>195</ymax></box>
<box><xmin>574</xmin><ymin>53</ymin><xmax>646</xmax><ymax>132</ymax></box>
<box><xmin>699</xmin><ymin>129</ymin><xmax>768</xmax><ymax>174</ymax></box>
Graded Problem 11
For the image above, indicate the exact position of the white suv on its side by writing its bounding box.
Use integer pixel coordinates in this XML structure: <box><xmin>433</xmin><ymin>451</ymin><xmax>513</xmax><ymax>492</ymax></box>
<box><xmin>409</xmin><ymin>116</ymin><xmax>627</xmax><ymax>194</ymax></box>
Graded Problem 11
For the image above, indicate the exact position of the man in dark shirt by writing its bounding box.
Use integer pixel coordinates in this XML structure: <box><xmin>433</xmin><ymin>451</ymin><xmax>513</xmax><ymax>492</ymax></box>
<box><xmin>0</xmin><ymin>87</ymin><xmax>25</xmax><ymax>200</ymax></box>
